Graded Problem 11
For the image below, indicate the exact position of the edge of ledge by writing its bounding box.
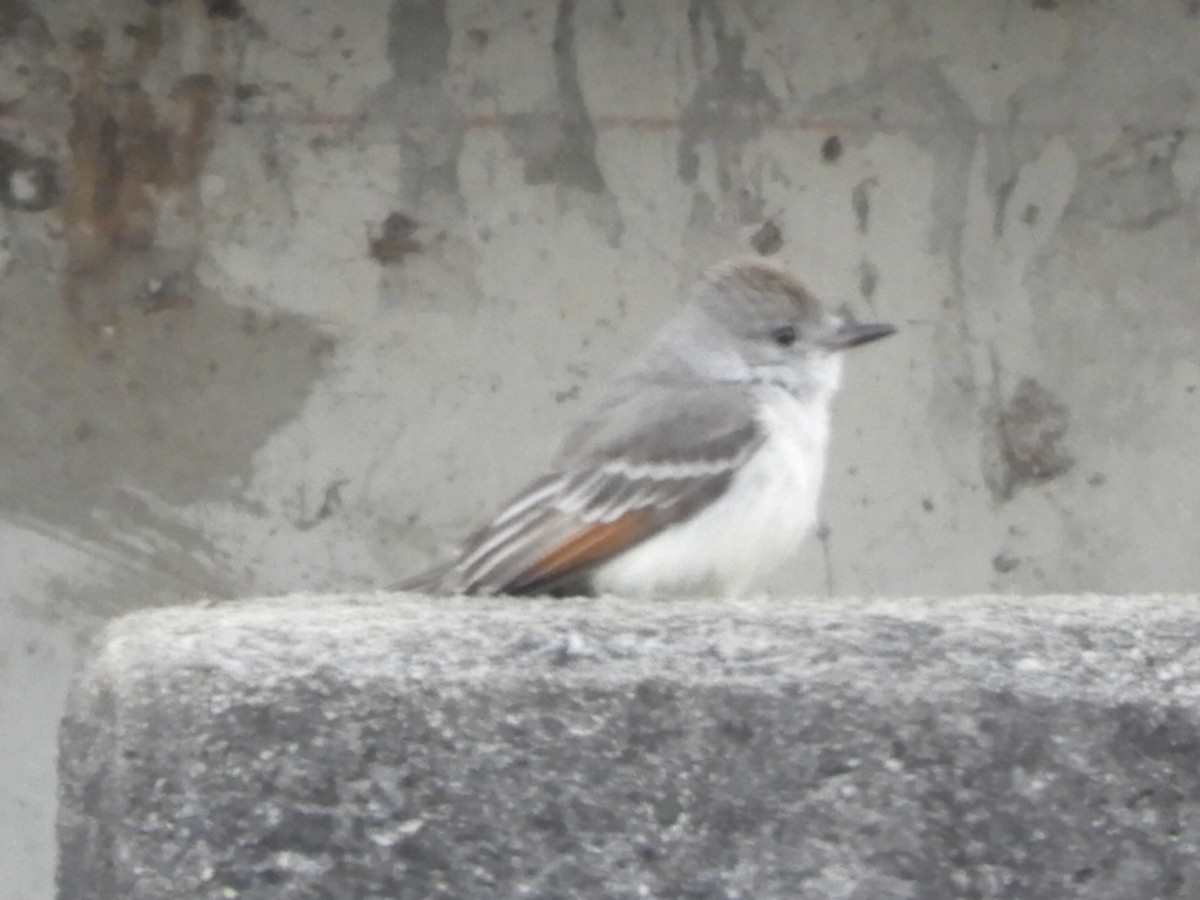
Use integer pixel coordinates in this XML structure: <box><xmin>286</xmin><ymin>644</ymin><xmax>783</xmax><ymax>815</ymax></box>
<box><xmin>74</xmin><ymin>592</ymin><xmax>1200</xmax><ymax>706</ymax></box>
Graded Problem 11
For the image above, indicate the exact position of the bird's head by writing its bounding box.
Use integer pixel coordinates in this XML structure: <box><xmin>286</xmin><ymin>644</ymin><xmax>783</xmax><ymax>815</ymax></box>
<box><xmin>676</xmin><ymin>257</ymin><xmax>896</xmax><ymax>400</ymax></box>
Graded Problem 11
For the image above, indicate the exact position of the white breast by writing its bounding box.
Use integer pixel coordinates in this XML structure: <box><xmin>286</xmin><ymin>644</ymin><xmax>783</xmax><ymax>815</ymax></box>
<box><xmin>592</xmin><ymin>385</ymin><xmax>832</xmax><ymax>597</ymax></box>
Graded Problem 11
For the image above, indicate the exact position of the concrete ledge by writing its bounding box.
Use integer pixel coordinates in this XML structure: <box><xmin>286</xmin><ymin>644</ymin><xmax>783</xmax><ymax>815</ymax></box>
<box><xmin>59</xmin><ymin>594</ymin><xmax>1200</xmax><ymax>899</ymax></box>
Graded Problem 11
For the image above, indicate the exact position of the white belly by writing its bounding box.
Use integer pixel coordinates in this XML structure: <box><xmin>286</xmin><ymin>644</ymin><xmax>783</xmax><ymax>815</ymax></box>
<box><xmin>592</xmin><ymin>388</ymin><xmax>831</xmax><ymax>597</ymax></box>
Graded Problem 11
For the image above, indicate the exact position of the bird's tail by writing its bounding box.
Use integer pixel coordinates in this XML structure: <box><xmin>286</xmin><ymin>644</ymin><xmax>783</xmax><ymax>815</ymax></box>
<box><xmin>391</xmin><ymin>560</ymin><xmax>463</xmax><ymax>595</ymax></box>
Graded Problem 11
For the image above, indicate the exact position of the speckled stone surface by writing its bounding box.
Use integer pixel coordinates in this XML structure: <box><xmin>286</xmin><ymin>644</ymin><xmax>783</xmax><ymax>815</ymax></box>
<box><xmin>59</xmin><ymin>594</ymin><xmax>1200</xmax><ymax>899</ymax></box>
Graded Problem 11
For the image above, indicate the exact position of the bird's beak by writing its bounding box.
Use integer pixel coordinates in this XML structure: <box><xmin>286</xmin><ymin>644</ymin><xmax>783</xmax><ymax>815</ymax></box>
<box><xmin>822</xmin><ymin>321</ymin><xmax>896</xmax><ymax>351</ymax></box>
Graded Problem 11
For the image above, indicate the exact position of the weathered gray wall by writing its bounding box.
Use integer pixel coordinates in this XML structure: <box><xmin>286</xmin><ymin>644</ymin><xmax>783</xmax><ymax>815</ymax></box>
<box><xmin>1</xmin><ymin>0</ymin><xmax>1198</xmax><ymax>897</ymax></box>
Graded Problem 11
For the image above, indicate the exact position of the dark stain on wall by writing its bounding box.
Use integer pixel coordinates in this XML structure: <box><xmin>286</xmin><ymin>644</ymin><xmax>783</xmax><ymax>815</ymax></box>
<box><xmin>204</xmin><ymin>0</ymin><xmax>244</xmax><ymax>21</ymax></box>
<box><xmin>749</xmin><ymin>219</ymin><xmax>783</xmax><ymax>255</ymax></box>
<box><xmin>504</xmin><ymin>0</ymin><xmax>607</xmax><ymax>193</ymax></box>
<box><xmin>370</xmin><ymin>212</ymin><xmax>423</xmax><ymax>265</ymax></box>
<box><xmin>858</xmin><ymin>259</ymin><xmax>878</xmax><ymax>302</ymax></box>
<box><xmin>852</xmin><ymin>177</ymin><xmax>877</xmax><ymax>234</ymax></box>
<box><xmin>389</xmin><ymin>0</ymin><xmax>450</xmax><ymax>86</ymax></box>
<box><xmin>678</xmin><ymin>0</ymin><xmax>780</xmax><ymax>185</ymax></box>
<box><xmin>986</xmin><ymin>377</ymin><xmax>1074</xmax><ymax>502</ymax></box>
<box><xmin>387</xmin><ymin>0</ymin><xmax>465</xmax><ymax>204</ymax></box>
<box><xmin>821</xmin><ymin>135</ymin><xmax>844</xmax><ymax>163</ymax></box>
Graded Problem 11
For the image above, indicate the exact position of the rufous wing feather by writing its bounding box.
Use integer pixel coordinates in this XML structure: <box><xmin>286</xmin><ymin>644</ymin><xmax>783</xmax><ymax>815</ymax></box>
<box><xmin>504</xmin><ymin>509</ymin><xmax>660</xmax><ymax>594</ymax></box>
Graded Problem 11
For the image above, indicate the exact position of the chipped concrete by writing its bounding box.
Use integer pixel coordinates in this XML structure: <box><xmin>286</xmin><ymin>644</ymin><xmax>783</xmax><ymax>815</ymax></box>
<box><xmin>1</xmin><ymin>1</ymin><xmax>1199</xmax><ymax>897</ymax></box>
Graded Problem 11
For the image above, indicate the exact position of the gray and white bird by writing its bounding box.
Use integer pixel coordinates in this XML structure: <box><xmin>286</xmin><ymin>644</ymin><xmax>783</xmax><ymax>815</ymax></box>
<box><xmin>399</xmin><ymin>256</ymin><xmax>895</xmax><ymax>597</ymax></box>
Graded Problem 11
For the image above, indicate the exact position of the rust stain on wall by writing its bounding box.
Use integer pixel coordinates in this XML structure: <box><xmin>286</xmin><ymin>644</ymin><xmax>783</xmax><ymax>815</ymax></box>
<box><xmin>0</xmin><ymin>7</ymin><xmax>337</xmax><ymax>563</ymax></box>
<box><xmin>62</xmin><ymin>12</ymin><xmax>219</xmax><ymax>330</ymax></box>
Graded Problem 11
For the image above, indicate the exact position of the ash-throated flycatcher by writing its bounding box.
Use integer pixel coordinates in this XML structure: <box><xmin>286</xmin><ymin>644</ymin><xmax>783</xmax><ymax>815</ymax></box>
<box><xmin>399</xmin><ymin>256</ymin><xmax>894</xmax><ymax>597</ymax></box>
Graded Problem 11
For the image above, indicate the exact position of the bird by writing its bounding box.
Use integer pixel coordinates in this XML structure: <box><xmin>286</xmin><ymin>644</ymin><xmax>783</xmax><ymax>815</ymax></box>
<box><xmin>398</xmin><ymin>256</ymin><xmax>895</xmax><ymax>598</ymax></box>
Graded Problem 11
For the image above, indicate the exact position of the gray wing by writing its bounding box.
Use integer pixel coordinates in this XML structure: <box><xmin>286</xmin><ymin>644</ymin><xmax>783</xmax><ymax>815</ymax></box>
<box><xmin>397</xmin><ymin>382</ymin><xmax>763</xmax><ymax>596</ymax></box>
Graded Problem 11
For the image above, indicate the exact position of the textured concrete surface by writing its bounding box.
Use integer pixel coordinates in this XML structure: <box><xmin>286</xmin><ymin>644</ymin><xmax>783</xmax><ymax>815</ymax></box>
<box><xmin>3</xmin><ymin>1</ymin><xmax>1200</xmax><ymax>896</ymax></box>
<box><xmin>60</xmin><ymin>593</ymin><xmax>1200</xmax><ymax>900</ymax></box>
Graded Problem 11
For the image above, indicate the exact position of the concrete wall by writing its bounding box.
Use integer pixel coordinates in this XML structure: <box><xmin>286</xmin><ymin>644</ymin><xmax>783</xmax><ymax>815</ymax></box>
<box><xmin>1</xmin><ymin>0</ymin><xmax>1198</xmax><ymax>896</ymax></box>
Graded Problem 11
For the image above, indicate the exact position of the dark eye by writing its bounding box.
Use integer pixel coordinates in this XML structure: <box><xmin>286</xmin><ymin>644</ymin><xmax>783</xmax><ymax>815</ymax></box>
<box><xmin>770</xmin><ymin>325</ymin><xmax>797</xmax><ymax>347</ymax></box>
